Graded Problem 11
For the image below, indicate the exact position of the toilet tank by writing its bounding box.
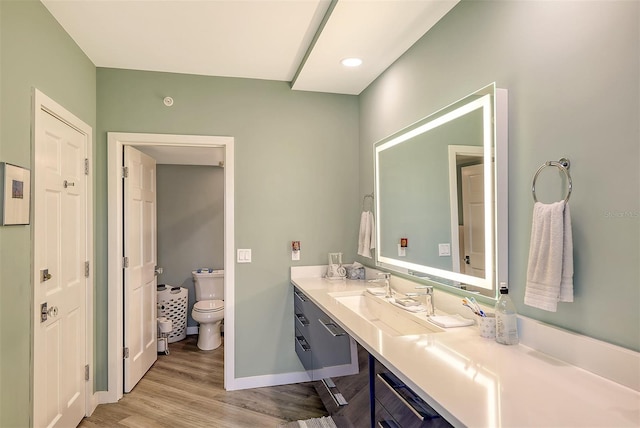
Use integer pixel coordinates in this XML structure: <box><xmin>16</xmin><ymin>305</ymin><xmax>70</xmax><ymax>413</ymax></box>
<box><xmin>192</xmin><ymin>269</ymin><xmax>224</xmax><ymax>301</ymax></box>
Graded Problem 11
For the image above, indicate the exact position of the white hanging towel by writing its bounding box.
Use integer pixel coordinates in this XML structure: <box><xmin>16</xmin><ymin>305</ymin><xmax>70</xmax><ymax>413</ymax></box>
<box><xmin>357</xmin><ymin>211</ymin><xmax>376</xmax><ymax>258</ymax></box>
<box><xmin>524</xmin><ymin>201</ymin><xmax>574</xmax><ymax>312</ymax></box>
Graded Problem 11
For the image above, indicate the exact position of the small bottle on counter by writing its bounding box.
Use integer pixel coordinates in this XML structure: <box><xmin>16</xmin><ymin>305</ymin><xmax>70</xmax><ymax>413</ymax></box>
<box><xmin>495</xmin><ymin>283</ymin><xmax>519</xmax><ymax>345</ymax></box>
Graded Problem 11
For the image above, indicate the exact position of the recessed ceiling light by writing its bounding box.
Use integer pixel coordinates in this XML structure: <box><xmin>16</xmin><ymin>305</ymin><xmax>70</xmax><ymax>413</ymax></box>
<box><xmin>341</xmin><ymin>58</ymin><xmax>363</xmax><ymax>67</ymax></box>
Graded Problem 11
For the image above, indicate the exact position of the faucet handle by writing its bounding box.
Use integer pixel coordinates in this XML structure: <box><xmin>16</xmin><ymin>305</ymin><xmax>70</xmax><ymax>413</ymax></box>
<box><xmin>415</xmin><ymin>285</ymin><xmax>433</xmax><ymax>293</ymax></box>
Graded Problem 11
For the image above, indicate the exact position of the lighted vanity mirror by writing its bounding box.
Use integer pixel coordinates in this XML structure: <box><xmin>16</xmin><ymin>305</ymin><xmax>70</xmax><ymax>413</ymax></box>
<box><xmin>374</xmin><ymin>83</ymin><xmax>508</xmax><ymax>299</ymax></box>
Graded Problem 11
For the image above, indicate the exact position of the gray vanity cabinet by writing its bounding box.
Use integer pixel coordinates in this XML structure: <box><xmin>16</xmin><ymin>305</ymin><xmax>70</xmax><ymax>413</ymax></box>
<box><xmin>293</xmin><ymin>286</ymin><xmax>354</xmax><ymax>381</ymax></box>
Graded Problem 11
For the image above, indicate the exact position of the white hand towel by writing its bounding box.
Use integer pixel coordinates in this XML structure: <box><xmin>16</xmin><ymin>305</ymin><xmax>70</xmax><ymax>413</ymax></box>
<box><xmin>368</xmin><ymin>211</ymin><xmax>376</xmax><ymax>251</ymax></box>
<box><xmin>524</xmin><ymin>201</ymin><xmax>574</xmax><ymax>312</ymax></box>
<box><xmin>357</xmin><ymin>211</ymin><xmax>376</xmax><ymax>258</ymax></box>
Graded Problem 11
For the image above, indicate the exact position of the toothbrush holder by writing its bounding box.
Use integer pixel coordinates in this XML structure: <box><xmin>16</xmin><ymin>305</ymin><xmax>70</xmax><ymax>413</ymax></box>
<box><xmin>477</xmin><ymin>313</ymin><xmax>496</xmax><ymax>339</ymax></box>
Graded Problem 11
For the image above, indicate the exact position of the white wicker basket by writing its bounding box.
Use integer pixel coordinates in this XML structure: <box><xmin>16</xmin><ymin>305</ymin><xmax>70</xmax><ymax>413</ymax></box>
<box><xmin>157</xmin><ymin>285</ymin><xmax>188</xmax><ymax>343</ymax></box>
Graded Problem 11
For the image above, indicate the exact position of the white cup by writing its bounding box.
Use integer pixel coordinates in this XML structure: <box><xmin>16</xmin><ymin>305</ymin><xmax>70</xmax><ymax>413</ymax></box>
<box><xmin>477</xmin><ymin>313</ymin><xmax>496</xmax><ymax>339</ymax></box>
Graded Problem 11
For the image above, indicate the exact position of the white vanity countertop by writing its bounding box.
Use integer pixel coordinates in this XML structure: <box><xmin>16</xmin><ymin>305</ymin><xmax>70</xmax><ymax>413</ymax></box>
<box><xmin>291</xmin><ymin>274</ymin><xmax>640</xmax><ymax>427</ymax></box>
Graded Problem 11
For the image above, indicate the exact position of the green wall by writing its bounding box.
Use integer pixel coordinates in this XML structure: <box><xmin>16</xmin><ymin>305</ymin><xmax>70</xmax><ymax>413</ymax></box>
<box><xmin>360</xmin><ymin>0</ymin><xmax>640</xmax><ymax>351</ymax></box>
<box><xmin>0</xmin><ymin>1</ymin><xmax>96</xmax><ymax>426</ymax></box>
<box><xmin>96</xmin><ymin>69</ymin><xmax>360</xmax><ymax>383</ymax></box>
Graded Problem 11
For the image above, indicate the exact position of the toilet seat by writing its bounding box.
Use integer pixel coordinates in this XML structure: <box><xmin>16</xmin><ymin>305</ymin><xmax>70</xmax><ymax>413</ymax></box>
<box><xmin>193</xmin><ymin>299</ymin><xmax>224</xmax><ymax>313</ymax></box>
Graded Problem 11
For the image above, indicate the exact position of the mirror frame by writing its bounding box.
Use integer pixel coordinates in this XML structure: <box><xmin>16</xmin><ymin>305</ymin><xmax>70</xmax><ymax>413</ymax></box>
<box><xmin>374</xmin><ymin>83</ymin><xmax>508</xmax><ymax>299</ymax></box>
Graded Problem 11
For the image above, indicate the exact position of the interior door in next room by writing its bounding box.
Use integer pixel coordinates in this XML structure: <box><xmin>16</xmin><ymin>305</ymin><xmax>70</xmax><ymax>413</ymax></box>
<box><xmin>123</xmin><ymin>145</ymin><xmax>158</xmax><ymax>392</ymax></box>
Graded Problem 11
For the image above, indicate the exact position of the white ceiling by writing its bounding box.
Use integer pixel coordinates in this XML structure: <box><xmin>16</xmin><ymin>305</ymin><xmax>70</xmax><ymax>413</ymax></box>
<box><xmin>41</xmin><ymin>0</ymin><xmax>458</xmax><ymax>95</ymax></box>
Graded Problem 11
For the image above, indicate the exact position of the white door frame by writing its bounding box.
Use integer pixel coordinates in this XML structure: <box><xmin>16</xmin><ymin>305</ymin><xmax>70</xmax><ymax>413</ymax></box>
<box><xmin>447</xmin><ymin>145</ymin><xmax>483</xmax><ymax>277</ymax></box>
<box><xmin>31</xmin><ymin>88</ymin><xmax>95</xmax><ymax>417</ymax></box>
<box><xmin>106</xmin><ymin>132</ymin><xmax>235</xmax><ymax>402</ymax></box>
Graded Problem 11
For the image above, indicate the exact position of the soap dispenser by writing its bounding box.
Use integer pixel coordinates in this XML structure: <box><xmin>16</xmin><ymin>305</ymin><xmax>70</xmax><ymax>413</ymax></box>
<box><xmin>495</xmin><ymin>283</ymin><xmax>519</xmax><ymax>345</ymax></box>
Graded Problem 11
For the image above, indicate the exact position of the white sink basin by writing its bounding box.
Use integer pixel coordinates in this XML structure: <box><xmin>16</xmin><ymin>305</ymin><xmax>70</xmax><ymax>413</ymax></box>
<box><xmin>329</xmin><ymin>291</ymin><xmax>444</xmax><ymax>336</ymax></box>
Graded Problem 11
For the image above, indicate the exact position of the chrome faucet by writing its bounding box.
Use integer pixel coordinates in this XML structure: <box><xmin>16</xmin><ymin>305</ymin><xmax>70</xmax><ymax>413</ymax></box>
<box><xmin>369</xmin><ymin>272</ymin><xmax>393</xmax><ymax>298</ymax></box>
<box><xmin>406</xmin><ymin>285</ymin><xmax>434</xmax><ymax>316</ymax></box>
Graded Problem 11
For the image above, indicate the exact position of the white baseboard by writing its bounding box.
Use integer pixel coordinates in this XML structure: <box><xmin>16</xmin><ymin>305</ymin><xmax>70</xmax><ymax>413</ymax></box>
<box><xmin>94</xmin><ymin>390</ymin><xmax>116</xmax><ymax>406</ymax></box>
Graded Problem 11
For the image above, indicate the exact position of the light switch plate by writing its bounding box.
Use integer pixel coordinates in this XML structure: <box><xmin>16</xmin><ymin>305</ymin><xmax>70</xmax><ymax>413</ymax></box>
<box><xmin>237</xmin><ymin>249</ymin><xmax>252</xmax><ymax>263</ymax></box>
<box><xmin>438</xmin><ymin>243</ymin><xmax>451</xmax><ymax>256</ymax></box>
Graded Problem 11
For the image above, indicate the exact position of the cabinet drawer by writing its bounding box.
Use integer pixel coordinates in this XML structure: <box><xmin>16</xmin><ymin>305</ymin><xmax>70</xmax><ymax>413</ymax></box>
<box><xmin>312</xmin><ymin>315</ymin><xmax>352</xmax><ymax>368</ymax></box>
<box><xmin>294</xmin><ymin>328</ymin><xmax>313</xmax><ymax>371</ymax></box>
<box><xmin>375</xmin><ymin>398</ymin><xmax>401</xmax><ymax>428</ymax></box>
<box><xmin>294</xmin><ymin>287</ymin><xmax>312</xmax><ymax>311</ymax></box>
<box><xmin>375</xmin><ymin>371</ymin><xmax>451</xmax><ymax>428</ymax></box>
<box><xmin>294</xmin><ymin>307</ymin><xmax>311</xmax><ymax>337</ymax></box>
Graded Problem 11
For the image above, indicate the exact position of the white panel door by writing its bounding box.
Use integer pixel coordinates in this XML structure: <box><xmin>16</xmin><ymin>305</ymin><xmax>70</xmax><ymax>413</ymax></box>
<box><xmin>123</xmin><ymin>146</ymin><xmax>157</xmax><ymax>392</ymax></box>
<box><xmin>461</xmin><ymin>163</ymin><xmax>485</xmax><ymax>278</ymax></box>
<box><xmin>33</xmin><ymin>110</ymin><xmax>87</xmax><ymax>428</ymax></box>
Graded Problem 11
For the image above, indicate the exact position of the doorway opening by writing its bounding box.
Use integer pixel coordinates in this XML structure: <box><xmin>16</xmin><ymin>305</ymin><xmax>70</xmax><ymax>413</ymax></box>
<box><xmin>106</xmin><ymin>133</ymin><xmax>235</xmax><ymax>402</ymax></box>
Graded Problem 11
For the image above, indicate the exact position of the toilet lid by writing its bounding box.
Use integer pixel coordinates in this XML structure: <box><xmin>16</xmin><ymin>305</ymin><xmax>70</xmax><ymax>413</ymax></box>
<box><xmin>194</xmin><ymin>299</ymin><xmax>224</xmax><ymax>312</ymax></box>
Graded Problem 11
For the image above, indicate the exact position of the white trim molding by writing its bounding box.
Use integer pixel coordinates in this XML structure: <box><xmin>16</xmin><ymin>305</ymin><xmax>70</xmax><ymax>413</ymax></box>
<box><xmin>106</xmin><ymin>132</ymin><xmax>235</xmax><ymax>401</ymax></box>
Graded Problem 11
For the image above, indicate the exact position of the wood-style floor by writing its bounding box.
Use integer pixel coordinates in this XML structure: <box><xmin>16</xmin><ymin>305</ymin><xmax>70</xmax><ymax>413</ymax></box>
<box><xmin>79</xmin><ymin>335</ymin><xmax>328</xmax><ymax>428</ymax></box>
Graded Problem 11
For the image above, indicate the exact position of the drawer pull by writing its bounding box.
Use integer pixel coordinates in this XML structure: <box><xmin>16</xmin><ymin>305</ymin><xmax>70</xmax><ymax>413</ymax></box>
<box><xmin>295</xmin><ymin>335</ymin><xmax>311</xmax><ymax>351</ymax></box>
<box><xmin>321</xmin><ymin>378</ymin><xmax>348</xmax><ymax>407</ymax></box>
<box><xmin>294</xmin><ymin>289</ymin><xmax>308</xmax><ymax>302</ymax></box>
<box><xmin>377</xmin><ymin>372</ymin><xmax>441</xmax><ymax>421</ymax></box>
<box><xmin>319</xmin><ymin>318</ymin><xmax>346</xmax><ymax>337</ymax></box>
<box><xmin>377</xmin><ymin>421</ymin><xmax>401</xmax><ymax>428</ymax></box>
<box><xmin>295</xmin><ymin>313</ymin><xmax>309</xmax><ymax>326</ymax></box>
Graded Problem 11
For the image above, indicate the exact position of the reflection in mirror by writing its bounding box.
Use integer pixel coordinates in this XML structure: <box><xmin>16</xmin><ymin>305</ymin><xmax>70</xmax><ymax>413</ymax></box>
<box><xmin>374</xmin><ymin>83</ymin><xmax>507</xmax><ymax>299</ymax></box>
<box><xmin>449</xmin><ymin>145</ymin><xmax>485</xmax><ymax>280</ymax></box>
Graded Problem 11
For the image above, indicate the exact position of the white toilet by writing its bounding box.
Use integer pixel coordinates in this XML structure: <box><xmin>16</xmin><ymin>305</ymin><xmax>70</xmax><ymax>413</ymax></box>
<box><xmin>191</xmin><ymin>269</ymin><xmax>224</xmax><ymax>350</ymax></box>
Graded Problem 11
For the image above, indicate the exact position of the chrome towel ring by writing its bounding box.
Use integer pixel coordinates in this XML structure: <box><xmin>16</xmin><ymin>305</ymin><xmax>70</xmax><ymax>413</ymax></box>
<box><xmin>532</xmin><ymin>157</ymin><xmax>572</xmax><ymax>203</ymax></box>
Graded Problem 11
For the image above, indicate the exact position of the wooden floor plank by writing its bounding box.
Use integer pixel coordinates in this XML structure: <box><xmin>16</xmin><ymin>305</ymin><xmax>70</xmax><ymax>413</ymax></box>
<box><xmin>80</xmin><ymin>335</ymin><xmax>328</xmax><ymax>427</ymax></box>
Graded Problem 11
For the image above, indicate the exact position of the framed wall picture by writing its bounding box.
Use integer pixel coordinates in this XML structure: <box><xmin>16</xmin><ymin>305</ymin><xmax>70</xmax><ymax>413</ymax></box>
<box><xmin>1</xmin><ymin>162</ymin><xmax>31</xmax><ymax>225</ymax></box>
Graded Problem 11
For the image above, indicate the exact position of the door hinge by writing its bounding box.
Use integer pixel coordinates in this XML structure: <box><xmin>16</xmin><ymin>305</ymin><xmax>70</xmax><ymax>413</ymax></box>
<box><xmin>122</xmin><ymin>166</ymin><xmax>129</xmax><ymax>178</ymax></box>
<box><xmin>123</xmin><ymin>257</ymin><xmax>129</xmax><ymax>268</ymax></box>
<box><xmin>84</xmin><ymin>158</ymin><xmax>89</xmax><ymax>175</ymax></box>
<box><xmin>84</xmin><ymin>261</ymin><xmax>90</xmax><ymax>278</ymax></box>
<box><xmin>123</xmin><ymin>347</ymin><xmax>129</xmax><ymax>359</ymax></box>
<box><xmin>85</xmin><ymin>364</ymin><xmax>90</xmax><ymax>381</ymax></box>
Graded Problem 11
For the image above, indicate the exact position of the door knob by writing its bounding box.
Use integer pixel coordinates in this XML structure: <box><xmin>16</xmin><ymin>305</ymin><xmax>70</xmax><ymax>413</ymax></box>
<box><xmin>464</xmin><ymin>255</ymin><xmax>470</xmax><ymax>264</ymax></box>
<box><xmin>40</xmin><ymin>302</ymin><xmax>58</xmax><ymax>322</ymax></box>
